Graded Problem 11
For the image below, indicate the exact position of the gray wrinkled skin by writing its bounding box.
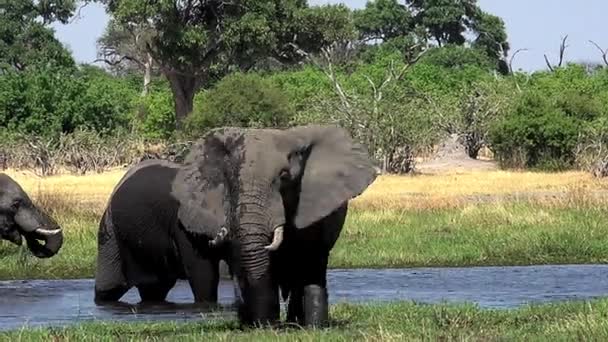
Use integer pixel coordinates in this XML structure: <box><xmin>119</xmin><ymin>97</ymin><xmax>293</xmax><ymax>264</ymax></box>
<box><xmin>94</xmin><ymin>159</ymin><xmax>230</xmax><ymax>305</ymax></box>
<box><xmin>171</xmin><ymin>124</ymin><xmax>378</xmax><ymax>327</ymax></box>
<box><xmin>0</xmin><ymin>173</ymin><xmax>63</xmax><ymax>258</ymax></box>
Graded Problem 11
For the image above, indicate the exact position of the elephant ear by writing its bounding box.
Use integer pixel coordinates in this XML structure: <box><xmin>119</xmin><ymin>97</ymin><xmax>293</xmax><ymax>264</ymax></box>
<box><xmin>171</xmin><ymin>128</ymin><xmax>243</xmax><ymax>237</ymax></box>
<box><xmin>291</xmin><ymin>125</ymin><xmax>378</xmax><ymax>229</ymax></box>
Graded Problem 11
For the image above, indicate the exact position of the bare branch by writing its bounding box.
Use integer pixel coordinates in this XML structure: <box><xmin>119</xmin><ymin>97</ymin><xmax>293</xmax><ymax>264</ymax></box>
<box><xmin>544</xmin><ymin>35</ymin><xmax>569</xmax><ymax>72</ymax></box>
<box><xmin>589</xmin><ymin>40</ymin><xmax>608</xmax><ymax>66</ymax></box>
<box><xmin>69</xmin><ymin>2</ymin><xmax>90</xmax><ymax>24</ymax></box>
<box><xmin>508</xmin><ymin>48</ymin><xmax>528</xmax><ymax>74</ymax></box>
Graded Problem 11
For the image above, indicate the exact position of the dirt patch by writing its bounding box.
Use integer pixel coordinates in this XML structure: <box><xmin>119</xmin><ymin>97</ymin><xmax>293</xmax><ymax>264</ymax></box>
<box><xmin>416</xmin><ymin>134</ymin><xmax>498</xmax><ymax>174</ymax></box>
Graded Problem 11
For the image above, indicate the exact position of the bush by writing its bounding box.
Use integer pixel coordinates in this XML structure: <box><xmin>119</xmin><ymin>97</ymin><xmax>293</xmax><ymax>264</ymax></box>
<box><xmin>489</xmin><ymin>91</ymin><xmax>581</xmax><ymax>170</ymax></box>
<box><xmin>185</xmin><ymin>73</ymin><xmax>294</xmax><ymax>136</ymax></box>
<box><xmin>134</xmin><ymin>89</ymin><xmax>176</xmax><ymax>140</ymax></box>
<box><xmin>0</xmin><ymin>65</ymin><xmax>138</xmax><ymax>136</ymax></box>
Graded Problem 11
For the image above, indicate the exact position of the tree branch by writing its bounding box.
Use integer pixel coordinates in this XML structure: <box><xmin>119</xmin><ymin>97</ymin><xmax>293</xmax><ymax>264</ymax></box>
<box><xmin>544</xmin><ymin>35</ymin><xmax>569</xmax><ymax>71</ymax></box>
<box><xmin>589</xmin><ymin>40</ymin><xmax>608</xmax><ymax>66</ymax></box>
<box><xmin>508</xmin><ymin>48</ymin><xmax>528</xmax><ymax>74</ymax></box>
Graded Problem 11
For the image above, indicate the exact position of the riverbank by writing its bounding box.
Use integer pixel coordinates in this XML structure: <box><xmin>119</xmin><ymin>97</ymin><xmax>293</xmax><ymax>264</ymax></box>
<box><xmin>1</xmin><ymin>201</ymin><xmax>608</xmax><ymax>279</ymax></box>
<box><xmin>1</xmin><ymin>169</ymin><xmax>608</xmax><ymax>279</ymax></box>
<box><xmin>4</xmin><ymin>299</ymin><xmax>608</xmax><ymax>340</ymax></box>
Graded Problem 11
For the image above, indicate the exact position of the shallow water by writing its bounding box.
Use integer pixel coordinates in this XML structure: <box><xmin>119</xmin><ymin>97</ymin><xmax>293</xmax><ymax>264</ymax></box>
<box><xmin>1</xmin><ymin>264</ymin><xmax>608</xmax><ymax>331</ymax></box>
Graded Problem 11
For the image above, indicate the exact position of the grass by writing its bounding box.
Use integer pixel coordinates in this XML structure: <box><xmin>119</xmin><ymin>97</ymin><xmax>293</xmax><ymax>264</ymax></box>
<box><xmin>1</xmin><ymin>168</ymin><xmax>608</xmax><ymax>279</ymax></box>
<box><xmin>5</xmin><ymin>299</ymin><xmax>608</xmax><ymax>340</ymax></box>
<box><xmin>2</xmin><ymin>198</ymin><xmax>608</xmax><ymax>279</ymax></box>
<box><xmin>2</xmin><ymin>169</ymin><xmax>608</xmax><ymax>339</ymax></box>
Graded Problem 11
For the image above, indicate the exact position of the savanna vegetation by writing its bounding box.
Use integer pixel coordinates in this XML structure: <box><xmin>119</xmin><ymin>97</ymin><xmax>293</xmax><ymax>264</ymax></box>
<box><xmin>2</xmin><ymin>0</ymin><xmax>608</xmax><ymax>338</ymax></box>
<box><xmin>2</xmin><ymin>0</ymin><xmax>608</xmax><ymax>176</ymax></box>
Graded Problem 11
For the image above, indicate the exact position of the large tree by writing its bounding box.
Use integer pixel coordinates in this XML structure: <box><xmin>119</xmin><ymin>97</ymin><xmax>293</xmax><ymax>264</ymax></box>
<box><xmin>355</xmin><ymin>0</ymin><xmax>510</xmax><ymax>72</ymax></box>
<box><xmin>0</xmin><ymin>0</ymin><xmax>77</xmax><ymax>72</ymax></box>
<box><xmin>96</xmin><ymin>0</ymin><xmax>355</xmax><ymax>127</ymax></box>
<box><xmin>96</xmin><ymin>18</ymin><xmax>158</xmax><ymax>95</ymax></box>
<box><xmin>354</xmin><ymin>0</ymin><xmax>414</xmax><ymax>43</ymax></box>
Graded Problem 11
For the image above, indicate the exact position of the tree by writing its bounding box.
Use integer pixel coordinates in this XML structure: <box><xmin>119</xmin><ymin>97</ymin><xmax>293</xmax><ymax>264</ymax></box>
<box><xmin>406</xmin><ymin>0</ymin><xmax>479</xmax><ymax>46</ymax></box>
<box><xmin>354</xmin><ymin>0</ymin><xmax>414</xmax><ymax>42</ymax></box>
<box><xmin>472</xmin><ymin>12</ymin><xmax>510</xmax><ymax>74</ymax></box>
<box><xmin>96</xmin><ymin>19</ymin><xmax>158</xmax><ymax>95</ymax></box>
<box><xmin>96</xmin><ymin>0</ymin><xmax>355</xmax><ymax>128</ymax></box>
<box><xmin>0</xmin><ymin>0</ymin><xmax>77</xmax><ymax>72</ymax></box>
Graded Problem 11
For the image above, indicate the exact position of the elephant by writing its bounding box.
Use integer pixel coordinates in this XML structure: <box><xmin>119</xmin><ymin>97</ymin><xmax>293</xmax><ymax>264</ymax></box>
<box><xmin>0</xmin><ymin>173</ymin><xmax>64</xmax><ymax>258</ymax></box>
<box><xmin>93</xmin><ymin>159</ymin><xmax>231</xmax><ymax>304</ymax></box>
<box><xmin>171</xmin><ymin>124</ymin><xmax>378</xmax><ymax>327</ymax></box>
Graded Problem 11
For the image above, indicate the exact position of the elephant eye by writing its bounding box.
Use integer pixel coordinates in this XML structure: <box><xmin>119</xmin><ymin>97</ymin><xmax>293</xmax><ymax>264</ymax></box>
<box><xmin>10</xmin><ymin>199</ymin><xmax>20</xmax><ymax>210</ymax></box>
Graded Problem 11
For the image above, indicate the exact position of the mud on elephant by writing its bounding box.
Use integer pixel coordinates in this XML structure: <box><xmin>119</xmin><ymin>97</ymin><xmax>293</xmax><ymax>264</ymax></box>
<box><xmin>0</xmin><ymin>174</ymin><xmax>64</xmax><ymax>258</ymax></box>
<box><xmin>172</xmin><ymin>124</ymin><xmax>378</xmax><ymax>327</ymax></box>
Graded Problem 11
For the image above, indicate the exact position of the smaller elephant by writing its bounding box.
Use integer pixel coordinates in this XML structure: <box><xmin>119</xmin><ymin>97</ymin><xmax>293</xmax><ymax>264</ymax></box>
<box><xmin>94</xmin><ymin>159</ymin><xmax>229</xmax><ymax>304</ymax></box>
<box><xmin>0</xmin><ymin>173</ymin><xmax>64</xmax><ymax>258</ymax></box>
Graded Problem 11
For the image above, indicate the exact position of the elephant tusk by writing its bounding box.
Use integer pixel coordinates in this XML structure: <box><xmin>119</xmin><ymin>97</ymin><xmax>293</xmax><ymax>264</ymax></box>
<box><xmin>34</xmin><ymin>228</ymin><xmax>62</xmax><ymax>236</ymax></box>
<box><xmin>209</xmin><ymin>226</ymin><xmax>228</xmax><ymax>247</ymax></box>
<box><xmin>264</xmin><ymin>226</ymin><xmax>284</xmax><ymax>251</ymax></box>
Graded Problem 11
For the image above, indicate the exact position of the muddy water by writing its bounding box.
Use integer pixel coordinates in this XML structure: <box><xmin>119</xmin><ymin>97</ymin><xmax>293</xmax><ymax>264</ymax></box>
<box><xmin>1</xmin><ymin>264</ymin><xmax>608</xmax><ymax>331</ymax></box>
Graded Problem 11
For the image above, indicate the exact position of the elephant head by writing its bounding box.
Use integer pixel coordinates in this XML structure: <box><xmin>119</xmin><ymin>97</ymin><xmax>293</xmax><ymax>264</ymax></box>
<box><xmin>0</xmin><ymin>174</ymin><xmax>63</xmax><ymax>258</ymax></box>
<box><xmin>172</xmin><ymin>125</ymin><xmax>377</xmax><ymax>324</ymax></box>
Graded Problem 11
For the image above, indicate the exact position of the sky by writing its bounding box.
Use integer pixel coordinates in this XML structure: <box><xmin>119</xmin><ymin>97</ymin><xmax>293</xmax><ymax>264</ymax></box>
<box><xmin>51</xmin><ymin>0</ymin><xmax>608</xmax><ymax>72</ymax></box>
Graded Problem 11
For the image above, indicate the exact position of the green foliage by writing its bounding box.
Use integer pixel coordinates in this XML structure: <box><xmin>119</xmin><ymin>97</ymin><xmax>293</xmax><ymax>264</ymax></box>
<box><xmin>185</xmin><ymin>73</ymin><xmax>294</xmax><ymax>136</ymax></box>
<box><xmin>98</xmin><ymin>0</ymin><xmax>356</xmax><ymax>122</ymax></box>
<box><xmin>406</xmin><ymin>0</ymin><xmax>480</xmax><ymax>46</ymax></box>
<box><xmin>134</xmin><ymin>89</ymin><xmax>176</xmax><ymax>140</ymax></box>
<box><xmin>354</xmin><ymin>0</ymin><xmax>413</xmax><ymax>41</ymax></box>
<box><xmin>472</xmin><ymin>12</ymin><xmax>509</xmax><ymax>73</ymax></box>
<box><xmin>268</xmin><ymin>66</ymin><xmax>332</xmax><ymax>113</ymax></box>
<box><xmin>419</xmin><ymin>45</ymin><xmax>493</xmax><ymax>71</ymax></box>
<box><xmin>74</xmin><ymin>66</ymin><xmax>138</xmax><ymax>133</ymax></box>
<box><xmin>0</xmin><ymin>66</ymin><xmax>138</xmax><ymax>136</ymax></box>
<box><xmin>0</xmin><ymin>0</ymin><xmax>76</xmax><ymax>72</ymax></box>
<box><xmin>489</xmin><ymin>91</ymin><xmax>581</xmax><ymax>170</ymax></box>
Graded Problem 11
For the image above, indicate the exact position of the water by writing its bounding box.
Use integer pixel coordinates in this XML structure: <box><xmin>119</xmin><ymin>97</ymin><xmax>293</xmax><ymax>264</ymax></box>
<box><xmin>1</xmin><ymin>264</ymin><xmax>608</xmax><ymax>331</ymax></box>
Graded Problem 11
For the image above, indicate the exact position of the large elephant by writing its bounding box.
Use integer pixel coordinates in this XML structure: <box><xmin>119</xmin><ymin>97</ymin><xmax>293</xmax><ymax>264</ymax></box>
<box><xmin>93</xmin><ymin>159</ymin><xmax>230</xmax><ymax>304</ymax></box>
<box><xmin>0</xmin><ymin>174</ymin><xmax>64</xmax><ymax>258</ymax></box>
<box><xmin>172</xmin><ymin>124</ymin><xmax>378</xmax><ymax>327</ymax></box>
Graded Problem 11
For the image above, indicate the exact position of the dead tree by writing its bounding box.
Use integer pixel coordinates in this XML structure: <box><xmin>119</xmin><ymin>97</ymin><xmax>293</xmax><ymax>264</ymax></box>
<box><xmin>589</xmin><ymin>40</ymin><xmax>608</xmax><ymax>67</ymax></box>
<box><xmin>544</xmin><ymin>35</ymin><xmax>569</xmax><ymax>71</ymax></box>
<box><xmin>311</xmin><ymin>41</ymin><xmax>428</xmax><ymax>173</ymax></box>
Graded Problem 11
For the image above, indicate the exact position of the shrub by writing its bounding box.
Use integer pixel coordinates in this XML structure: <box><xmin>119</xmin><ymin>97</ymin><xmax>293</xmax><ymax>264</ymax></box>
<box><xmin>134</xmin><ymin>89</ymin><xmax>176</xmax><ymax>140</ymax></box>
<box><xmin>489</xmin><ymin>91</ymin><xmax>581</xmax><ymax>170</ymax></box>
<box><xmin>0</xmin><ymin>65</ymin><xmax>138</xmax><ymax>137</ymax></box>
<box><xmin>184</xmin><ymin>72</ymin><xmax>294</xmax><ymax>136</ymax></box>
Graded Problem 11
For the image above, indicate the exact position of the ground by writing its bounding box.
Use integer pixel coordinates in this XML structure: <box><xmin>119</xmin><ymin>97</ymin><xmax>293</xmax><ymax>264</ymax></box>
<box><xmin>2</xmin><ymin>145</ymin><xmax>608</xmax><ymax>338</ymax></box>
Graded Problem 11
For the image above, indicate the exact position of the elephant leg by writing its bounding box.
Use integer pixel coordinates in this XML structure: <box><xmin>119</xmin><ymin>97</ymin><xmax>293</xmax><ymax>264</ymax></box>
<box><xmin>186</xmin><ymin>258</ymin><xmax>220</xmax><ymax>303</ymax></box>
<box><xmin>303</xmin><ymin>284</ymin><xmax>328</xmax><ymax>327</ymax></box>
<box><xmin>174</xmin><ymin>227</ymin><xmax>220</xmax><ymax>303</ymax></box>
<box><xmin>298</xmin><ymin>252</ymin><xmax>330</xmax><ymax>328</ymax></box>
<box><xmin>94</xmin><ymin>216</ymin><xmax>130</xmax><ymax>304</ymax></box>
<box><xmin>286</xmin><ymin>287</ymin><xmax>304</xmax><ymax>325</ymax></box>
<box><xmin>137</xmin><ymin>278</ymin><xmax>176</xmax><ymax>303</ymax></box>
<box><xmin>94</xmin><ymin>285</ymin><xmax>130</xmax><ymax>304</ymax></box>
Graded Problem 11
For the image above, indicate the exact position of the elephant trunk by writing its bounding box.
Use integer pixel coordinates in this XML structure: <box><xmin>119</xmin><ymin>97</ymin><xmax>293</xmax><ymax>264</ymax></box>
<box><xmin>234</xmin><ymin>195</ymin><xmax>280</xmax><ymax>325</ymax></box>
<box><xmin>15</xmin><ymin>205</ymin><xmax>63</xmax><ymax>258</ymax></box>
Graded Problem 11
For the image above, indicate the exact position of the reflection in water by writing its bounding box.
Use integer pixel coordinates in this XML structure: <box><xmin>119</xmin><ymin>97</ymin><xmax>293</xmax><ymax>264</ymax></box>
<box><xmin>1</xmin><ymin>264</ymin><xmax>608</xmax><ymax>331</ymax></box>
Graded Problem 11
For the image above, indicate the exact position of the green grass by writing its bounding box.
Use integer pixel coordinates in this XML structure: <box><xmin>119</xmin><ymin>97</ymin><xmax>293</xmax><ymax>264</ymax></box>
<box><xmin>1</xmin><ymin>202</ymin><xmax>608</xmax><ymax>280</ymax></box>
<box><xmin>5</xmin><ymin>299</ymin><xmax>608</xmax><ymax>340</ymax></box>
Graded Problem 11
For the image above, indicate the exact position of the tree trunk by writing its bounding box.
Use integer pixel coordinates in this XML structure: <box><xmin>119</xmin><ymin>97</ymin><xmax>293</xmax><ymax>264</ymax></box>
<box><xmin>141</xmin><ymin>53</ymin><xmax>153</xmax><ymax>97</ymax></box>
<box><xmin>165</xmin><ymin>70</ymin><xmax>201</xmax><ymax>129</ymax></box>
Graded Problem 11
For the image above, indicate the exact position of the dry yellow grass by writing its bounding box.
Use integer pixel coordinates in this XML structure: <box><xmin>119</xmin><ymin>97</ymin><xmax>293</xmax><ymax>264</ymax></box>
<box><xmin>3</xmin><ymin>168</ymin><xmax>608</xmax><ymax>212</ymax></box>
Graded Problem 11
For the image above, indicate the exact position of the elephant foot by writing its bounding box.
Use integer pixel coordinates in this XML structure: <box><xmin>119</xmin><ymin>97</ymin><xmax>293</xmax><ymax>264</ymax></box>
<box><xmin>94</xmin><ymin>285</ymin><xmax>130</xmax><ymax>305</ymax></box>
<box><xmin>286</xmin><ymin>289</ymin><xmax>304</xmax><ymax>326</ymax></box>
<box><xmin>237</xmin><ymin>302</ymin><xmax>280</xmax><ymax>329</ymax></box>
<box><xmin>303</xmin><ymin>285</ymin><xmax>328</xmax><ymax>328</ymax></box>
